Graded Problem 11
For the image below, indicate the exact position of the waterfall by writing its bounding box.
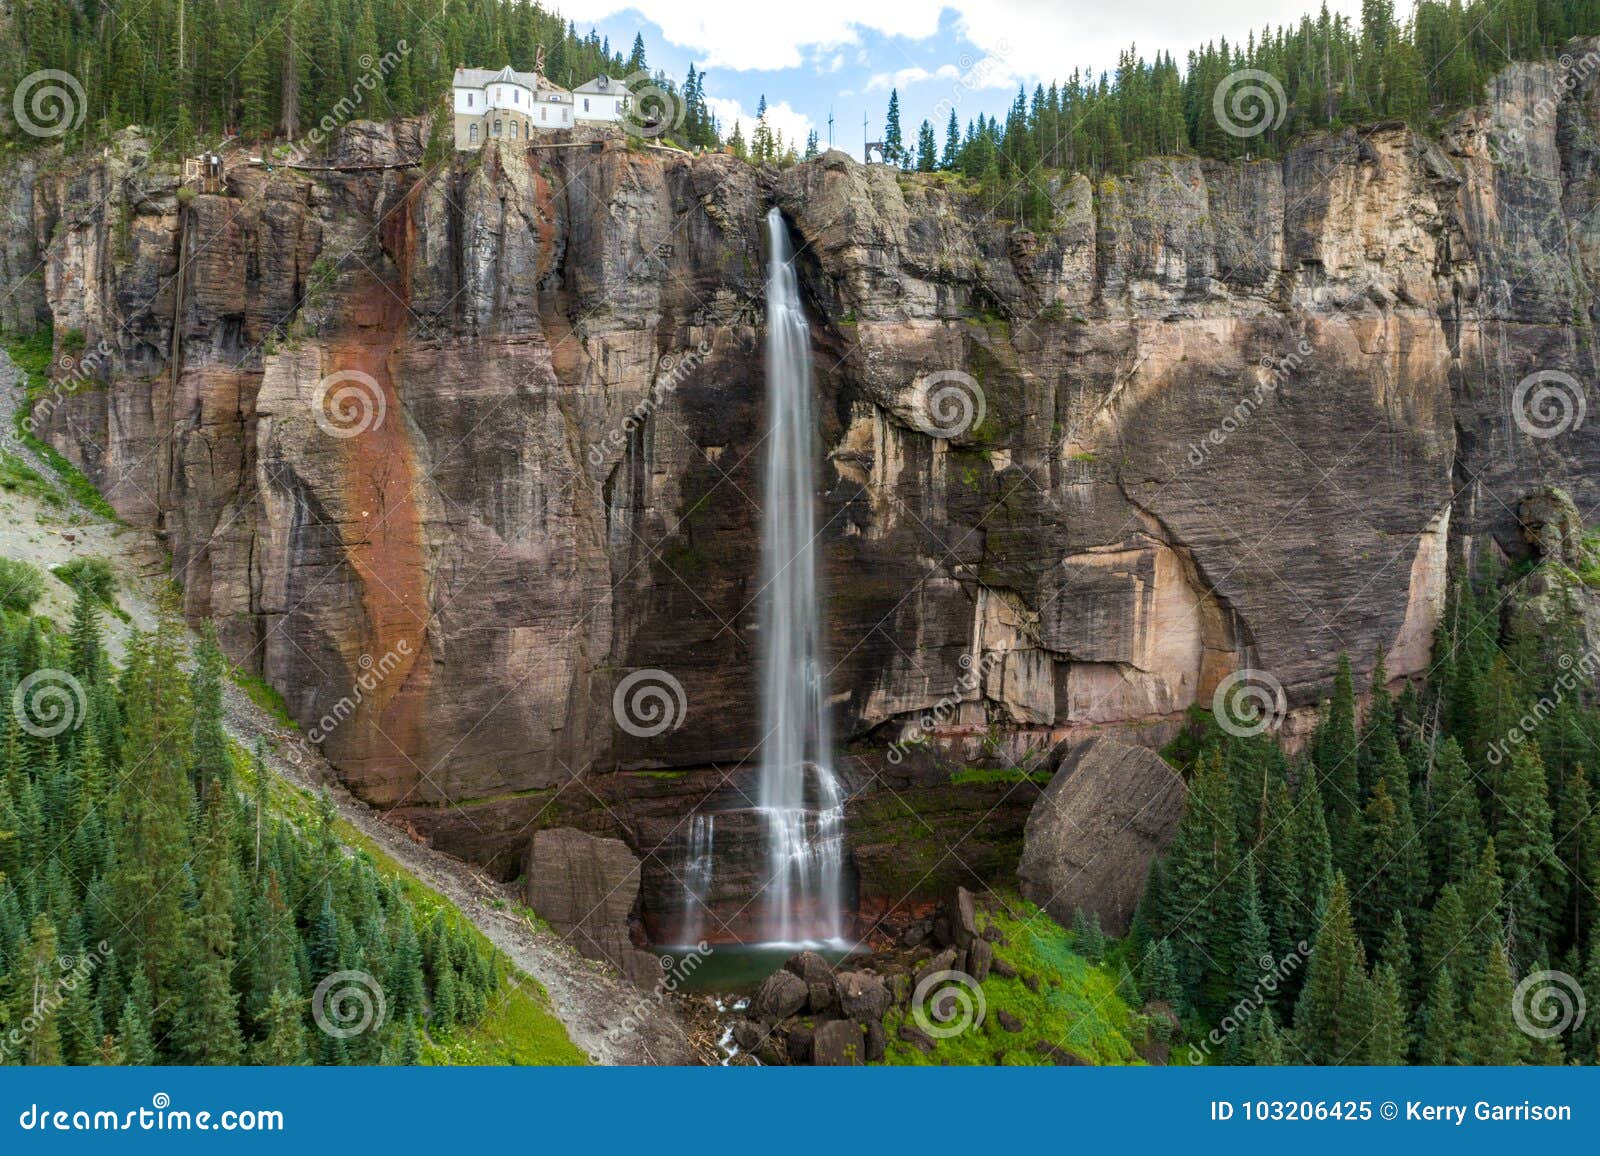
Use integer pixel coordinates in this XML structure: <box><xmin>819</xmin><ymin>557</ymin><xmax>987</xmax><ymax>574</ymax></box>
<box><xmin>673</xmin><ymin>813</ymin><xmax>716</xmax><ymax>946</ymax></box>
<box><xmin>758</xmin><ymin>207</ymin><xmax>846</xmax><ymax>946</ymax></box>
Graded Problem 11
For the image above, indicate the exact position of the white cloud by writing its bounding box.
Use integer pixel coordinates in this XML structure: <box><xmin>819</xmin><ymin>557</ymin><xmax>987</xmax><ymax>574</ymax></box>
<box><xmin>866</xmin><ymin>63</ymin><xmax>970</xmax><ymax>92</ymax></box>
<box><xmin>704</xmin><ymin>97</ymin><xmax>817</xmax><ymax>151</ymax></box>
<box><xmin>557</xmin><ymin>0</ymin><xmax>1363</xmax><ymax>80</ymax></box>
<box><xmin>558</xmin><ymin>1</ymin><xmax>937</xmax><ymax>71</ymax></box>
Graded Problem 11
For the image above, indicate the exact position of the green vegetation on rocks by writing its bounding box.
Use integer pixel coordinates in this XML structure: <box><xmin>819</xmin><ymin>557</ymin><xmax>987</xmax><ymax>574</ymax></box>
<box><xmin>882</xmin><ymin>896</ymin><xmax>1143</xmax><ymax>1066</ymax></box>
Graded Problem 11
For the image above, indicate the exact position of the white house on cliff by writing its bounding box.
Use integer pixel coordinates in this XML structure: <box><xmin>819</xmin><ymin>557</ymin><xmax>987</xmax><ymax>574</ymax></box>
<box><xmin>452</xmin><ymin>66</ymin><xmax>628</xmax><ymax>149</ymax></box>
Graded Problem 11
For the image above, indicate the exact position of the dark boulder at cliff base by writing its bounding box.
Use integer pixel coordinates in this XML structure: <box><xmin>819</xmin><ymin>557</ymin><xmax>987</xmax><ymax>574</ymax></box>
<box><xmin>1018</xmin><ymin>737</ymin><xmax>1186</xmax><ymax>935</ymax></box>
<box><xmin>524</xmin><ymin>827</ymin><xmax>660</xmax><ymax>986</ymax></box>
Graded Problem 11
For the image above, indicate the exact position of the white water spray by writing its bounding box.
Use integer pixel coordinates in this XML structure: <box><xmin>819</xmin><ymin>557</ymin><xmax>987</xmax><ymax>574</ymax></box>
<box><xmin>758</xmin><ymin>207</ymin><xmax>845</xmax><ymax>946</ymax></box>
<box><xmin>677</xmin><ymin>813</ymin><xmax>715</xmax><ymax>946</ymax></box>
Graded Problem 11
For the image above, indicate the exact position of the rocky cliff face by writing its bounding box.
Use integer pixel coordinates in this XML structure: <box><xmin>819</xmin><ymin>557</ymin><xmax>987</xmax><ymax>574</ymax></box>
<box><xmin>8</xmin><ymin>52</ymin><xmax>1600</xmax><ymax>944</ymax></box>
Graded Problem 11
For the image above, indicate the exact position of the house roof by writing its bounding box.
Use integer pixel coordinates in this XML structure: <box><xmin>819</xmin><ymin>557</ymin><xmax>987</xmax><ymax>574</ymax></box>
<box><xmin>573</xmin><ymin>74</ymin><xmax>621</xmax><ymax>94</ymax></box>
<box><xmin>454</xmin><ymin>66</ymin><xmax>537</xmax><ymax>89</ymax></box>
<box><xmin>453</xmin><ymin>66</ymin><xmax>572</xmax><ymax>95</ymax></box>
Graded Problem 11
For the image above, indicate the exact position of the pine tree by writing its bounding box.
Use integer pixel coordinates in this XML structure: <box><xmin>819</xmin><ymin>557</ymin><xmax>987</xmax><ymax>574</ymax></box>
<box><xmin>1465</xmin><ymin>941</ymin><xmax>1527</xmax><ymax>1064</ymax></box>
<box><xmin>1288</xmin><ymin>774</ymin><xmax>1335</xmax><ymax>943</ymax></box>
<box><xmin>1357</xmin><ymin>648</ymin><xmax>1396</xmax><ymax>797</ymax></box>
<box><xmin>750</xmin><ymin>96</ymin><xmax>775</xmax><ymax>163</ymax></box>
<box><xmin>251</xmin><ymin>989</ymin><xmax>310</xmax><ymax>1065</ymax></box>
<box><xmin>1149</xmin><ymin>752</ymin><xmax>1237</xmax><ymax>1010</ymax></box>
<box><xmin>883</xmin><ymin>89</ymin><xmax>904</xmax><ymax>164</ymax></box>
<box><xmin>1460</xmin><ymin>840</ymin><xmax>1506</xmax><ymax>981</ymax></box>
<box><xmin>177</xmin><ymin>784</ymin><xmax>243</xmax><ymax>1065</ymax></box>
<box><xmin>1355</xmin><ymin>775</ymin><xmax>1424</xmax><ymax>945</ymax></box>
<box><xmin>1553</xmin><ymin>764</ymin><xmax>1599</xmax><ymax>952</ymax></box>
<box><xmin>1258</xmin><ymin>777</ymin><xmax>1305</xmax><ymax>963</ymax></box>
<box><xmin>915</xmin><ymin>119</ymin><xmax>937</xmax><ymax>171</ymax></box>
<box><xmin>941</xmin><ymin>108</ymin><xmax>961</xmax><ymax>169</ymax></box>
<box><xmin>1427</xmin><ymin>736</ymin><xmax>1485</xmax><ymax>889</ymax></box>
<box><xmin>1314</xmin><ymin>654</ymin><xmax>1362</xmax><ymax>871</ymax></box>
<box><xmin>1140</xmin><ymin>937</ymin><xmax>1182</xmax><ymax>1010</ymax></box>
<box><xmin>1418</xmin><ymin>967</ymin><xmax>1463</xmax><ymax>1064</ymax></box>
<box><xmin>116</xmin><ymin>987</ymin><xmax>156</xmax><ymax>1066</ymax></box>
<box><xmin>9</xmin><ymin>915</ymin><xmax>64</xmax><ymax>1064</ymax></box>
<box><xmin>389</xmin><ymin>910</ymin><xmax>427</xmax><ymax>1024</ymax></box>
<box><xmin>1244</xmin><ymin>1006</ymin><xmax>1289</xmax><ymax>1064</ymax></box>
<box><xmin>1072</xmin><ymin>907</ymin><xmax>1106</xmax><ymax>961</ymax></box>
<box><xmin>1292</xmin><ymin>876</ymin><xmax>1372</xmax><ymax>1064</ymax></box>
<box><xmin>109</xmin><ymin>593</ymin><xmax>195</xmax><ymax>1019</ymax></box>
<box><xmin>1496</xmin><ymin>744</ymin><xmax>1557</xmax><ymax>963</ymax></box>
<box><xmin>1422</xmin><ymin>883</ymin><xmax>1472</xmax><ymax>998</ymax></box>
<box><xmin>67</xmin><ymin>588</ymin><xmax>105</xmax><ymax>683</ymax></box>
<box><xmin>1232</xmin><ymin>858</ymin><xmax>1274</xmax><ymax>1014</ymax></box>
<box><xmin>1366</xmin><ymin>962</ymin><xmax>1408</xmax><ymax>1064</ymax></box>
<box><xmin>189</xmin><ymin>624</ymin><xmax>230</xmax><ymax>799</ymax></box>
<box><xmin>1378</xmin><ymin>911</ymin><xmax>1413</xmax><ymax>1007</ymax></box>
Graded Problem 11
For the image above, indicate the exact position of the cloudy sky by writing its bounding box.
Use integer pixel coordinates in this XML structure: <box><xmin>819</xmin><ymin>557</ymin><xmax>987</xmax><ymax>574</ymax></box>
<box><xmin>556</xmin><ymin>0</ymin><xmax>1366</xmax><ymax>156</ymax></box>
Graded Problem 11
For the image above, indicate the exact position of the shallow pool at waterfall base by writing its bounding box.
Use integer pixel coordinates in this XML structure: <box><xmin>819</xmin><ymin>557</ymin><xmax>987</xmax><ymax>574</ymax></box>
<box><xmin>655</xmin><ymin>941</ymin><xmax>863</xmax><ymax>993</ymax></box>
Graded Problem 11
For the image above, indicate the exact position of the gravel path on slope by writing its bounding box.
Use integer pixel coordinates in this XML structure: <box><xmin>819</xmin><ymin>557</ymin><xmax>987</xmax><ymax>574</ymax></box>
<box><xmin>224</xmin><ymin>688</ymin><xmax>697</xmax><ymax>1065</ymax></box>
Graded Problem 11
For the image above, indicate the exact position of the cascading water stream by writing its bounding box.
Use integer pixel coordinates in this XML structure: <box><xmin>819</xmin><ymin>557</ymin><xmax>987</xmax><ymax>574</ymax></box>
<box><xmin>757</xmin><ymin>206</ymin><xmax>845</xmax><ymax>947</ymax></box>
<box><xmin>677</xmin><ymin>813</ymin><xmax>715</xmax><ymax>946</ymax></box>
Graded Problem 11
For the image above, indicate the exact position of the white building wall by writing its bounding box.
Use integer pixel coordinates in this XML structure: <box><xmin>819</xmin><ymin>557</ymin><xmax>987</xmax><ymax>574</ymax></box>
<box><xmin>576</xmin><ymin>93</ymin><xmax>624</xmax><ymax>122</ymax></box>
<box><xmin>454</xmin><ymin>81</ymin><xmax>539</xmax><ymax>116</ymax></box>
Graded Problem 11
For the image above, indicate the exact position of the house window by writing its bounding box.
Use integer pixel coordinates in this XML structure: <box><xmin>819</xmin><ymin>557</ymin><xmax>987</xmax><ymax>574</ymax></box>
<box><xmin>493</xmin><ymin>120</ymin><xmax>502</xmax><ymax>137</ymax></box>
<box><xmin>584</xmin><ymin>98</ymin><xmax>590</xmax><ymax>112</ymax></box>
<box><xmin>509</xmin><ymin>121</ymin><xmax>517</xmax><ymax>139</ymax></box>
<box><xmin>541</xmin><ymin>107</ymin><xmax>547</xmax><ymax>122</ymax></box>
<box><xmin>469</xmin><ymin>124</ymin><xmax>477</xmax><ymax>144</ymax></box>
<box><xmin>467</xmin><ymin>93</ymin><xmax>474</xmax><ymax>108</ymax></box>
<box><xmin>562</xmin><ymin>109</ymin><xmax>568</xmax><ymax>123</ymax></box>
<box><xmin>514</xmin><ymin>89</ymin><xmax>520</xmax><ymax>104</ymax></box>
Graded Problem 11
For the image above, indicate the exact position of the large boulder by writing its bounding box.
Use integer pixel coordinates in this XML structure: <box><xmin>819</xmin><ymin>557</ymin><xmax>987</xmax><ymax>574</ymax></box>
<box><xmin>524</xmin><ymin>828</ymin><xmax>659</xmax><ymax>986</ymax></box>
<box><xmin>835</xmin><ymin>971</ymin><xmax>892</xmax><ymax>1022</ymax></box>
<box><xmin>812</xmin><ymin>1020</ymin><xmax>865</xmax><ymax>1066</ymax></box>
<box><xmin>784</xmin><ymin>950</ymin><xmax>838</xmax><ymax>1014</ymax></box>
<box><xmin>1018</xmin><ymin>737</ymin><xmax>1186</xmax><ymax>935</ymax></box>
<box><xmin>753</xmin><ymin>969</ymin><xmax>809</xmax><ymax>1021</ymax></box>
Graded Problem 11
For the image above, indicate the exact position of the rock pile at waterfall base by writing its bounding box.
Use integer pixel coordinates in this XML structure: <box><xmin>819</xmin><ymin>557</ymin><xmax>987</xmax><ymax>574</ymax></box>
<box><xmin>733</xmin><ymin>889</ymin><xmax>1150</xmax><ymax>1066</ymax></box>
